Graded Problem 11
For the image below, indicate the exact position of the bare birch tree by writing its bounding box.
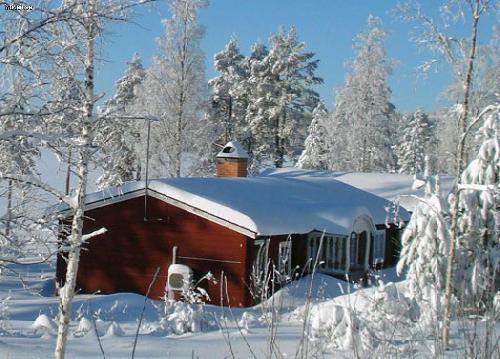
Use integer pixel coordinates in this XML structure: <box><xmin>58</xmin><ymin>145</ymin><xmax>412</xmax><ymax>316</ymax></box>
<box><xmin>137</xmin><ymin>0</ymin><xmax>208</xmax><ymax>178</ymax></box>
<box><xmin>1</xmin><ymin>1</ymin><xmax>155</xmax><ymax>358</ymax></box>
<box><xmin>396</xmin><ymin>0</ymin><xmax>493</xmax><ymax>346</ymax></box>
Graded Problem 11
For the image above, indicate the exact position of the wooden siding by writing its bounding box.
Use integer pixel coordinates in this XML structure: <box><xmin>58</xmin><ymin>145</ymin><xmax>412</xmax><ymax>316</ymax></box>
<box><xmin>57</xmin><ymin>195</ymin><xmax>252</xmax><ymax>307</ymax></box>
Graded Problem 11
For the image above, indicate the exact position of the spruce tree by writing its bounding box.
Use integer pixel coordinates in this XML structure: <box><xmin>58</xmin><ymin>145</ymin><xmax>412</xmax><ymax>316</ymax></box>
<box><xmin>455</xmin><ymin>105</ymin><xmax>499</xmax><ymax>308</ymax></box>
<box><xmin>208</xmin><ymin>35</ymin><xmax>248</xmax><ymax>142</ymax></box>
<box><xmin>97</xmin><ymin>53</ymin><xmax>145</xmax><ymax>188</ymax></box>
<box><xmin>246</xmin><ymin>28</ymin><xmax>322</xmax><ymax>169</ymax></box>
<box><xmin>296</xmin><ymin>102</ymin><xmax>329</xmax><ymax>169</ymax></box>
<box><xmin>396</xmin><ymin>109</ymin><xmax>434</xmax><ymax>175</ymax></box>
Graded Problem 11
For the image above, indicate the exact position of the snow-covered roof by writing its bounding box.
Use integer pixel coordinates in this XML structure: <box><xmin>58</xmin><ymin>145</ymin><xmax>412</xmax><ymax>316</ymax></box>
<box><xmin>261</xmin><ymin>168</ymin><xmax>456</xmax><ymax>213</ymax></box>
<box><xmin>68</xmin><ymin>175</ymin><xmax>408</xmax><ymax>238</ymax></box>
<box><xmin>216</xmin><ymin>141</ymin><xmax>249</xmax><ymax>159</ymax></box>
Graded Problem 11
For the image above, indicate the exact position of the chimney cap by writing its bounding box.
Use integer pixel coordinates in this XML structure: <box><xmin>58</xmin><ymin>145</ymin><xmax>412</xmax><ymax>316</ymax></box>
<box><xmin>216</xmin><ymin>141</ymin><xmax>249</xmax><ymax>159</ymax></box>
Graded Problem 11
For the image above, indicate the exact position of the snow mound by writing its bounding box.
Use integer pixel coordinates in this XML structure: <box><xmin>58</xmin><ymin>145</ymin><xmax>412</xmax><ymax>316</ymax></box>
<box><xmin>74</xmin><ymin>317</ymin><xmax>93</xmax><ymax>337</ymax></box>
<box><xmin>104</xmin><ymin>321</ymin><xmax>125</xmax><ymax>337</ymax></box>
<box><xmin>263</xmin><ymin>273</ymin><xmax>356</xmax><ymax>312</ymax></box>
<box><xmin>94</xmin><ymin>319</ymin><xmax>111</xmax><ymax>337</ymax></box>
<box><xmin>31</xmin><ymin>314</ymin><xmax>56</xmax><ymax>331</ymax></box>
<box><xmin>238</xmin><ymin>312</ymin><xmax>259</xmax><ymax>330</ymax></box>
<box><xmin>309</xmin><ymin>280</ymin><xmax>419</xmax><ymax>353</ymax></box>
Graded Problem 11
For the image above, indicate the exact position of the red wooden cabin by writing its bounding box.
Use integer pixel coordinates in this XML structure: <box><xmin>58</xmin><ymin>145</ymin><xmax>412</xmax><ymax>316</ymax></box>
<box><xmin>56</xmin><ymin>142</ymin><xmax>409</xmax><ymax>307</ymax></box>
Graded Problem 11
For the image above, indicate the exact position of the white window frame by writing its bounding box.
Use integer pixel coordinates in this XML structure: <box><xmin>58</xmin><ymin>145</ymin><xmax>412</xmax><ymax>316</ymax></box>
<box><xmin>372</xmin><ymin>229</ymin><xmax>386</xmax><ymax>265</ymax></box>
<box><xmin>350</xmin><ymin>232</ymin><xmax>357</xmax><ymax>266</ymax></box>
<box><xmin>254</xmin><ymin>239</ymin><xmax>269</xmax><ymax>275</ymax></box>
<box><xmin>306</xmin><ymin>232</ymin><xmax>349</xmax><ymax>273</ymax></box>
<box><xmin>278</xmin><ymin>241</ymin><xmax>292</xmax><ymax>274</ymax></box>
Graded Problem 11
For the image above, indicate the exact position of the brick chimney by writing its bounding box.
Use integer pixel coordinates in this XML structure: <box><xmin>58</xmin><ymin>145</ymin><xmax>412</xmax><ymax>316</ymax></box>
<box><xmin>216</xmin><ymin>141</ymin><xmax>249</xmax><ymax>177</ymax></box>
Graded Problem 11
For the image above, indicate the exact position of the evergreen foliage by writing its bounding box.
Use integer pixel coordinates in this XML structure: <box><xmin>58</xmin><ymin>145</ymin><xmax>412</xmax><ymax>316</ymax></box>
<box><xmin>97</xmin><ymin>53</ymin><xmax>145</xmax><ymax>188</ymax></box>
<box><xmin>455</xmin><ymin>105</ymin><xmax>499</xmax><ymax>308</ymax></box>
<box><xmin>208</xmin><ymin>35</ymin><xmax>248</xmax><ymax>143</ymax></box>
<box><xmin>396</xmin><ymin>109</ymin><xmax>434</xmax><ymax>175</ymax></box>
<box><xmin>296</xmin><ymin>102</ymin><xmax>329</xmax><ymax>170</ymax></box>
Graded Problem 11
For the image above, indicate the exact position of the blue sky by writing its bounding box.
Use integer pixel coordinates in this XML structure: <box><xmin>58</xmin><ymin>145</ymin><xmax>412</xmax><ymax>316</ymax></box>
<box><xmin>97</xmin><ymin>0</ymin><xmax>497</xmax><ymax>112</ymax></box>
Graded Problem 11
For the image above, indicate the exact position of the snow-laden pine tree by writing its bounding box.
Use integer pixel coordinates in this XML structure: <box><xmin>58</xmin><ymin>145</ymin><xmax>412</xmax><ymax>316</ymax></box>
<box><xmin>296</xmin><ymin>102</ymin><xmax>329</xmax><ymax>169</ymax></box>
<box><xmin>97</xmin><ymin>53</ymin><xmax>145</xmax><ymax>188</ymax></box>
<box><xmin>397</xmin><ymin>170</ymin><xmax>450</xmax><ymax>306</ymax></box>
<box><xmin>244</xmin><ymin>41</ymin><xmax>272</xmax><ymax>171</ymax></box>
<box><xmin>137</xmin><ymin>0</ymin><xmax>208</xmax><ymax>178</ymax></box>
<box><xmin>208</xmin><ymin>35</ymin><xmax>248</xmax><ymax>143</ymax></box>
<box><xmin>245</xmin><ymin>28</ymin><xmax>322</xmax><ymax>169</ymax></box>
<box><xmin>455</xmin><ymin>104</ymin><xmax>499</xmax><ymax>308</ymax></box>
<box><xmin>330</xmin><ymin>15</ymin><xmax>395</xmax><ymax>172</ymax></box>
<box><xmin>396</xmin><ymin>108</ymin><xmax>435</xmax><ymax>174</ymax></box>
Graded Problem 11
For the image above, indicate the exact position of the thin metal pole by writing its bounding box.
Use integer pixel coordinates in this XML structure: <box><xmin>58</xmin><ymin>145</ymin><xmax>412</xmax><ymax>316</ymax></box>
<box><xmin>144</xmin><ymin>119</ymin><xmax>151</xmax><ymax>221</ymax></box>
<box><xmin>5</xmin><ymin>179</ymin><xmax>12</xmax><ymax>238</ymax></box>
<box><xmin>65</xmin><ymin>148</ymin><xmax>72</xmax><ymax>196</ymax></box>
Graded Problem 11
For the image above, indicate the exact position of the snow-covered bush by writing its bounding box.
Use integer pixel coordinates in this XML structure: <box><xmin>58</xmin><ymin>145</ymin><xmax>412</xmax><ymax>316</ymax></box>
<box><xmin>160</xmin><ymin>300</ymin><xmax>209</xmax><ymax>334</ymax></box>
<box><xmin>73</xmin><ymin>317</ymin><xmax>93</xmax><ymax>337</ymax></box>
<box><xmin>158</xmin><ymin>272</ymin><xmax>217</xmax><ymax>335</ymax></box>
<box><xmin>31</xmin><ymin>313</ymin><xmax>57</xmax><ymax>338</ymax></box>
<box><xmin>238</xmin><ymin>311</ymin><xmax>259</xmax><ymax>331</ymax></box>
<box><xmin>397</xmin><ymin>172</ymin><xmax>450</xmax><ymax>306</ymax></box>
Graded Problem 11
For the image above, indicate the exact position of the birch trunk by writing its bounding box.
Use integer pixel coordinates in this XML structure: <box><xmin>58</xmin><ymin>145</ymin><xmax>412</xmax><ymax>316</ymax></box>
<box><xmin>174</xmin><ymin>1</ymin><xmax>190</xmax><ymax>178</ymax></box>
<box><xmin>54</xmin><ymin>0</ymin><xmax>95</xmax><ymax>357</ymax></box>
<box><xmin>442</xmin><ymin>0</ymin><xmax>481</xmax><ymax>347</ymax></box>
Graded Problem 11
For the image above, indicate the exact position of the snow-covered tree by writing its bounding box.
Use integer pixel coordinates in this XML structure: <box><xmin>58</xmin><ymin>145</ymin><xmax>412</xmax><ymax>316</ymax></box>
<box><xmin>296</xmin><ymin>102</ymin><xmax>329</xmax><ymax>169</ymax></box>
<box><xmin>0</xmin><ymin>69</ymin><xmax>40</xmax><ymax>249</ymax></box>
<box><xmin>208</xmin><ymin>35</ymin><xmax>248</xmax><ymax>143</ymax></box>
<box><xmin>397</xmin><ymin>171</ymin><xmax>450</xmax><ymax>304</ymax></box>
<box><xmin>455</xmin><ymin>104</ymin><xmax>499</xmax><ymax>308</ymax></box>
<box><xmin>330</xmin><ymin>15</ymin><xmax>395</xmax><ymax>172</ymax></box>
<box><xmin>243</xmin><ymin>41</ymin><xmax>271</xmax><ymax>171</ymax></box>
<box><xmin>245</xmin><ymin>28</ymin><xmax>322</xmax><ymax>169</ymax></box>
<box><xmin>396</xmin><ymin>109</ymin><xmax>435</xmax><ymax>174</ymax></box>
<box><xmin>137</xmin><ymin>0</ymin><xmax>208</xmax><ymax>178</ymax></box>
<box><xmin>97</xmin><ymin>53</ymin><xmax>145</xmax><ymax>188</ymax></box>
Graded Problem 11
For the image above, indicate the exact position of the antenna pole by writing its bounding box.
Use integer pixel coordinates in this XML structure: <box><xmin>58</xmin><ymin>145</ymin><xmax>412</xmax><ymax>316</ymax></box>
<box><xmin>144</xmin><ymin>118</ymin><xmax>152</xmax><ymax>221</ymax></box>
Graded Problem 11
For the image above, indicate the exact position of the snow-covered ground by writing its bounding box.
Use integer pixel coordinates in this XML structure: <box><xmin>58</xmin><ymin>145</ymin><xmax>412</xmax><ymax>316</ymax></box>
<box><xmin>1</xmin><ymin>259</ymin><xmax>494</xmax><ymax>358</ymax></box>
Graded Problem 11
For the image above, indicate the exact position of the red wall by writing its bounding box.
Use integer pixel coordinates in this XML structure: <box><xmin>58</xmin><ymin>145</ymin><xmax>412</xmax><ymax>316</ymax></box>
<box><xmin>57</xmin><ymin>195</ymin><xmax>251</xmax><ymax>307</ymax></box>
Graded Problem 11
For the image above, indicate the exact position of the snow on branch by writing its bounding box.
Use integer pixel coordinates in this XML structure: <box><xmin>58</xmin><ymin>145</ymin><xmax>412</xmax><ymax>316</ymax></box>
<box><xmin>0</xmin><ymin>130</ymin><xmax>64</xmax><ymax>143</ymax></box>
<box><xmin>0</xmin><ymin>130</ymin><xmax>88</xmax><ymax>148</ymax></box>
<box><xmin>0</xmin><ymin>174</ymin><xmax>72</xmax><ymax>207</ymax></box>
<box><xmin>81</xmin><ymin>228</ymin><xmax>107</xmax><ymax>242</ymax></box>
<box><xmin>457</xmin><ymin>183</ymin><xmax>498</xmax><ymax>192</ymax></box>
